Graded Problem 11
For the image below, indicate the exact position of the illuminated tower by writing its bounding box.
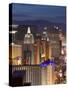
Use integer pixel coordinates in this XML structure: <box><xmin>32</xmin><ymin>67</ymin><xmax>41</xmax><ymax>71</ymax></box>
<box><xmin>41</xmin><ymin>27</ymin><xmax>51</xmax><ymax>61</ymax></box>
<box><xmin>9</xmin><ymin>30</ymin><xmax>22</xmax><ymax>65</ymax></box>
<box><xmin>24</xmin><ymin>27</ymin><xmax>34</xmax><ymax>44</ymax></box>
<box><xmin>41</xmin><ymin>27</ymin><xmax>53</xmax><ymax>85</ymax></box>
<box><xmin>41</xmin><ymin>30</ymin><xmax>47</xmax><ymax>61</ymax></box>
<box><xmin>23</xmin><ymin>27</ymin><xmax>34</xmax><ymax>65</ymax></box>
<box><xmin>59</xmin><ymin>29</ymin><xmax>65</xmax><ymax>55</ymax></box>
<box><xmin>34</xmin><ymin>34</ymin><xmax>41</xmax><ymax>64</ymax></box>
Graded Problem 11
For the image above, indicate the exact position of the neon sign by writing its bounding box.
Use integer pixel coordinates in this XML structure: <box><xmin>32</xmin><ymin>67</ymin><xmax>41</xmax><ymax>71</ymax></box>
<box><xmin>40</xmin><ymin>59</ymin><xmax>55</xmax><ymax>67</ymax></box>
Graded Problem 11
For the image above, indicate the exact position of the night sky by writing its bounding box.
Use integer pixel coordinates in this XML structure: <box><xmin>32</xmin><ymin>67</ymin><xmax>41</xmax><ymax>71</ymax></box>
<box><xmin>12</xmin><ymin>3</ymin><xmax>66</xmax><ymax>24</ymax></box>
<box><xmin>9</xmin><ymin>3</ymin><xmax>66</xmax><ymax>45</ymax></box>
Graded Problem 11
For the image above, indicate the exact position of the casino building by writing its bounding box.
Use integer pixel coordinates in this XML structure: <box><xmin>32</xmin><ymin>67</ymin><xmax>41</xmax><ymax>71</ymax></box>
<box><xmin>9</xmin><ymin>26</ymin><xmax>64</xmax><ymax>86</ymax></box>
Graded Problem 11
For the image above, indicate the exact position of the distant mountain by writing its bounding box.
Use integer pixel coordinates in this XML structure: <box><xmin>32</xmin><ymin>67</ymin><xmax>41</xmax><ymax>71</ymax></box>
<box><xmin>13</xmin><ymin>20</ymin><xmax>51</xmax><ymax>26</ymax></box>
<box><xmin>13</xmin><ymin>19</ymin><xmax>66</xmax><ymax>32</ymax></box>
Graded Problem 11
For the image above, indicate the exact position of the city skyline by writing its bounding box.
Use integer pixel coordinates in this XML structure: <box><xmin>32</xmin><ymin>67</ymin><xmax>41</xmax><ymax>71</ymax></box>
<box><xmin>9</xmin><ymin>3</ymin><xmax>66</xmax><ymax>86</ymax></box>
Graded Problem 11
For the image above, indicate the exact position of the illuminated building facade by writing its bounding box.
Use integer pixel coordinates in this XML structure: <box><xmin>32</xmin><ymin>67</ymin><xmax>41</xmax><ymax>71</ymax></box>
<box><xmin>23</xmin><ymin>27</ymin><xmax>34</xmax><ymax>65</ymax></box>
<box><xmin>9</xmin><ymin>26</ymin><xmax>66</xmax><ymax>85</ymax></box>
<box><xmin>9</xmin><ymin>44</ymin><xmax>22</xmax><ymax>65</ymax></box>
<box><xmin>9</xmin><ymin>3</ymin><xmax>66</xmax><ymax>86</ymax></box>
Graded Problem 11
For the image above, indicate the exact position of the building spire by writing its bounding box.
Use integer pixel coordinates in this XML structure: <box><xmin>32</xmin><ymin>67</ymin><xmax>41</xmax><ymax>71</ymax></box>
<box><xmin>27</xmin><ymin>27</ymin><xmax>31</xmax><ymax>34</ymax></box>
